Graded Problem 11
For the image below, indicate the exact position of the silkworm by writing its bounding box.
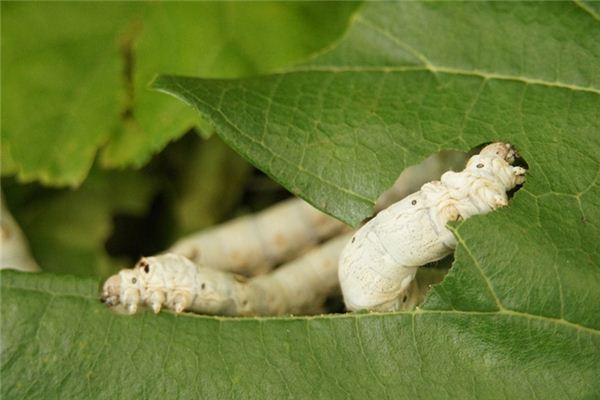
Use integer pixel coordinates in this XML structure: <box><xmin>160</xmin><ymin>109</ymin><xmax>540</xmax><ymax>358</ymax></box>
<box><xmin>168</xmin><ymin>198</ymin><xmax>346</xmax><ymax>276</ymax></box>
<box><xmin>374</xmin><ymin>150</ymin><xmax>468</xmax><ymax>212</ymax></box>
<box><xmin>0</xmin><ymin>194</ymin><xmax>40</xmax><ymax>273</ymax></box>
<box><xmin>101</xmin><ymin>233</ymin><xmax>351</xmax><ymax>316</ymax></box>
<box><xmin>339</xmin><ymin>142</ymin><xmax>526</xmax><ymax>312</ymax></box>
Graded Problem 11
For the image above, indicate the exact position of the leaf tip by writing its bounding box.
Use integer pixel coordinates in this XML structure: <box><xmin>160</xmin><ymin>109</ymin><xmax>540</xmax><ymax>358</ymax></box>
<box><xmin>148</xmin><ymin>74</ymin><xmax>171</xmax><ymax>91</ymax></box>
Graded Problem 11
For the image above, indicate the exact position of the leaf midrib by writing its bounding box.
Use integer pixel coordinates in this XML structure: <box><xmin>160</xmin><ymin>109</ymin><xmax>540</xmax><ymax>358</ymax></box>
<box><xmin>573</xmin><ymin>0</ymin><xmax>600</xmax><ymax>22</ymax></box>
<box><xmin>153</xmin><ymin>65</ymin><xmax>598</xmax><ymax>228</ymax></box>
<box><xmin>3</xmin><ymin>279</ymin><xmax>598</xmax><ymax>336</ymax></box>
<box><xmin>287</xmin><ymin>7</ymin><xmax>600</xmax><ymax>96</ymax></box>
<box><xmin>286</xmin><ymin>66</ymin><xmax>600</xmax><ymax>95</ymax></box>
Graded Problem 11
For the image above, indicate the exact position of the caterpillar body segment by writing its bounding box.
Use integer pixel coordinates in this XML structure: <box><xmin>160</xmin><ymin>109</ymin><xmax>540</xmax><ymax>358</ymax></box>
<box><xmin>102</xmin><ymin>255</ymin><xmax>249</xmax><ymax>315</ymax></box>
<box><xmin>102</xmin><ymin>233</ymin><xmax>352</xmax><ymax>316</ymax></box>
<box><xmin>169</xmin><ymin>198</ymin><xmax>346</xmax><ymax>277</ymax></box>
<box><xmin>248</xmin><ymin>233</ymin><xmax>350</xmax><ymax>315</ymax></box>
<box><xmin>339</xmin><ymin>143</ymin><xmax>526</xmax><ymax>312</ymax></box>
<box><xmin>339</xmin><ymin>187</ymin><xmax>457</xmax><ymax>312</ymax></box>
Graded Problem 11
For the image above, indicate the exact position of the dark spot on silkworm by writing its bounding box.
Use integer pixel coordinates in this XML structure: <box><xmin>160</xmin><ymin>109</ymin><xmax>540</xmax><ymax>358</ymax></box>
<box><xmin>351</xmin><ymin>237</ymin><xmax>356</xmax><ymax>243</ymax></box>
<box><xmin>411</xmin><ymin>200</ymin><xmax>417</xmax><ymax>205</ymax></box>
<box><xmin>201</xmin><ymin>283</ymin><xmax>206</xmax><ymax>290</ymax></box>
<box><xmin>402</xmin><ymin>295</ymin><xmax>408</xmax><ymax>303</ymax></box>
<box><xmin>144</xmin><ymin>265</ymin><xmax>149</xmax><ymax>273</ymax></box>
<box><xmin>477</xmin><ymin>163</ymin><xmax>484</xmax><ymax>168</ymax></box>
<box><xmin>243</xmin><ymin>300</ymin><xmax>248</xmax><ymax>306</ymax></box>
<box><xmin>132</xmin><ymin>277</ymin><xmax>137</xmax><ymax>284</ymax></box>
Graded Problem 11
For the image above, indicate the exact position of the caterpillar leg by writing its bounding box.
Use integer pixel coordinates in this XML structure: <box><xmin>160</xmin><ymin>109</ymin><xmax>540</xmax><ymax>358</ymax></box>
<box><xmin>147</xmin><ymin>290</ymin><xmax>166</xmax><ymax>314</ymax></box>
<box><xmin>513</xmin><ymin>166</ymin><xmax>527</xmax><ymax>185</ymax></box>
<box><xmin>123</xmin><ymin>288</ymin><xmax>141</xmax><ymax>314</ymax></box>
<box><xmin>168</xmin><ymin>291</ymin><xmax>193</xmax><ymax>314</ymax></box>
<box><xmin>437</xmin><ymin>199</ymin><xmax>461</xmax><ymax>222</ymax></box>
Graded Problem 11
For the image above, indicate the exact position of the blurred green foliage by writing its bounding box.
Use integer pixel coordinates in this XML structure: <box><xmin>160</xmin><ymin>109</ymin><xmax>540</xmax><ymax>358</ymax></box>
<box><xmin>2</xmin><ymin>170</ymin><xmax>158</xmax><ymax>277</ymax></box>
<box><xmin>1</xmin><ymin>2</ymin><xmax>359</xmax><ymax>277</ymax></box>
<box><xmin>1</xmin><ymin>1</ymin><xmax>359</xmax><ymax>185</ymax></box>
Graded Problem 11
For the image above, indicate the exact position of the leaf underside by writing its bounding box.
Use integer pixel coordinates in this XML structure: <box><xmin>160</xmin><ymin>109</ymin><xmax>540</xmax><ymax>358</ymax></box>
<box><xmin>2</xmin><ymin>2</ymin><xmax>600</xmax><ymax>398</ymax></box>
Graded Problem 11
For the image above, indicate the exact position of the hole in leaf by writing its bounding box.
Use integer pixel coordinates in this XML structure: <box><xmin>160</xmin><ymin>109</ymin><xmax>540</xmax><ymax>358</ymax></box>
<box><xmin>360</xmin><ymin>143</ymin><xmax>528</xmax><ymax>312</ymax></box>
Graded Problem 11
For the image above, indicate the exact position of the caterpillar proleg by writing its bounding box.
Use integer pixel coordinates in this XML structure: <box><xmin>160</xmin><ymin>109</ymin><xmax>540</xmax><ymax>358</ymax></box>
<box><xmin>101</xmin><ymin>233</ymin><xmax>351</xmax><ymax>316</ymax></box>
<box><xmin>339</xmin><ymin>142</ymin><xmax>526</xmax><ymax>312</ymax></box>
<box><xmin>169</xmin><ymin>198</ymin><xmax>346</xmax><ymax>276</ymax></box>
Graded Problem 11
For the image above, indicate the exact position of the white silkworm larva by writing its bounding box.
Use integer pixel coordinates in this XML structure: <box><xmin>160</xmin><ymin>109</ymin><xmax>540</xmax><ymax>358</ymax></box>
<box><xmin>0</xmin><ymin>194</ymin><xmax>40</xmax><ymax>272</ymax></box>
<box><xmin>168</xmin><ymin>197</ymin><xmax>346</xmax><ymax>276</ymax></box>
<box><xmin>339</xmin><ymin>142</ymin><xmax>527</xmax><ymax>312</ymax></box>
<box><xmin>101</xmin><ymin>233</ymin><xmax>352</xmax><ymax>316</ymax></box>
<box><xmin>374</xmin><ymin>150</ymin><xmax>468</xmax><ymax>213</ymax></box>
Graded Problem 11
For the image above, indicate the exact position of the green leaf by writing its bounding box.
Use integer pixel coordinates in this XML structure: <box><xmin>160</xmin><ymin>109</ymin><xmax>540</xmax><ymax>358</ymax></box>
<box><xmin>1</xmin><ymin>2</ymin><xmax>135</xmax><ymax>186</ymax></box>
<box><xmin>1</xmin><ymin>270</ymin><xmax>598</xmax><ymax>398</ymax></box>
<box><xmin>2</xmin><ymin>3</ymin><xmax>599</xmax><ymax>397</ymax></box>
<box><xmin>1</xmin><ymin>2</ymin><xmax>358</xmax><ymax>186</ymax></box>
<box><xmin>153</xmin><ymin>1</ymin><xmax>600</xmax><ymax>226</ymax></box>
<box><xmin>4</xmin><ymin>169</ymin><xmax>159</xmax><ymax>278</ymax></box>
<box><xmin>579</xmin><ymin>0</ymin><xmax>600</xmax><ymax>18</ymax></box>
<box><xmin>156</xmin><ymin>0</ymin><xmax>600</xmax><ymax>391</ymax></box>
<box><xmin>101</xmin><ymin>2</ymin><xmax>360</xmax><ymax>169</ymax></box>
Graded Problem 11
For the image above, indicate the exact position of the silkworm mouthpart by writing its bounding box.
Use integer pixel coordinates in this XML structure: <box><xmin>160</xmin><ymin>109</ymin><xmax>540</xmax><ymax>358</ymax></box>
<box><xmin>101</xmin><ymin>275</ymin><xmax>121</xmax><ymax>306</ymax></box>
<box><xmin>100</xmin><ymin>293</ymin><xmax>119</xmax><ymax>306</ymax></box>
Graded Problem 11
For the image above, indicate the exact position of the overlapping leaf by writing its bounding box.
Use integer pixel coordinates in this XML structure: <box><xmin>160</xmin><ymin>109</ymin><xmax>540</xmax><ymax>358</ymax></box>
<box><xmin>154</xmin><ymin>2</ymin><xmax>600</xmax><ymax>226</ymax></box>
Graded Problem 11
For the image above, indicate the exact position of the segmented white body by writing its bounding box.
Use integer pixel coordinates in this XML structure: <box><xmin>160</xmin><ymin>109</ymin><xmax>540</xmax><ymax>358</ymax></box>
<box><xmin>169</xmin><ymin>198</ymin><xmax>345</xmax><ymax>276</ymax></box>
<box><xmin>339</xmin><ymin>143</ymin><xmax>526</xmax><ymax>312</ymax></box>
<box><xmin>102</xmin><ymin>233</ymin><xmax>351</xmax><ymax>316</ymax></box>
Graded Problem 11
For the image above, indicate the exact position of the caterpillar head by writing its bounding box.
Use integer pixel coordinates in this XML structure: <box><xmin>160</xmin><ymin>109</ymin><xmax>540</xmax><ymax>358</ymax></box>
<box><xmin>101</xmin><ymin>274</ymin><xmax>121</xmax><ymax>306</ymax></box>
<box><xmin>101</xmin><ymin>268</ymin><xmax>145</xmax><ymax>313</ymax></box>
<box><xmin>478</xmin><ymin>142</ymin><xmax>517</xmax><ymax>163</ymax></box>
<box><xmin>465</xmin><ymin>142</ymin><xmax>526</xmax><ymax>191</ymax></box>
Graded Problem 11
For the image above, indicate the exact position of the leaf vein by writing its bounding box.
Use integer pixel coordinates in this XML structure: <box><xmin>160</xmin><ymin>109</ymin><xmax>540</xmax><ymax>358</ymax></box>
<box><xmin>285</xmin><ymin>67</ymin><xmax>600</xmax><ymax>95</ymax></box>
<box><xmin>171</xmin><ymin>80</ymin><xmax>374</xmax><ymax>206</ymax></box>
<box><xmin>353</xmin><ymin>317</ymin><xmax>389</xmax><ymax>398</ymax></box>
